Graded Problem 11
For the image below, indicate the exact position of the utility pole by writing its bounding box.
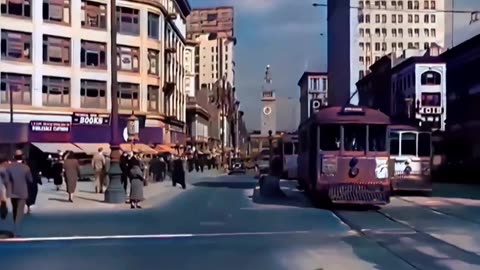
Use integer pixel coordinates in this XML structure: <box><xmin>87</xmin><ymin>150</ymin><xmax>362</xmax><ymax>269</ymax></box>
<box><xmin>220</xmin><ymin>75</ymin><xmax>226</xmax><ymax>166</ymax></box>
<box><xmin>9</xmin><ymin>85</ymin><xmax>14</xmax><ymax>158</ymax></box>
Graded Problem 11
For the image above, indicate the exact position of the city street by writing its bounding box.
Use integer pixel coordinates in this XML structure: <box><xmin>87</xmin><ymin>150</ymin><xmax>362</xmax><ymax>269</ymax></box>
<box><xmin>1</xmin><ymin>172</ymin><xmax>480</xmax><ymax>270</ymax></box>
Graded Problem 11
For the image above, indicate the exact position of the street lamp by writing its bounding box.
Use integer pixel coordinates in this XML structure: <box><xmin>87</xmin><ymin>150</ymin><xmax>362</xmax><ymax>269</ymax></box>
<box><xmin>268</xmin><ymin>129</ymin><xmax>273</xmax><ymax>166</ymax></box>
<box><xmin>220</xmin><ymin>74</ymin><xmax>227</xmax><ymax>167</ymax></box>
<box><xmin>234</xmin><ymin>100</ymin><xmax>240</xmax><ymax>157</ymax></box>
<box><xmin>104</xmin><ymin>0</ymin><xmax>126</xmax><ymax>204</ymax></box>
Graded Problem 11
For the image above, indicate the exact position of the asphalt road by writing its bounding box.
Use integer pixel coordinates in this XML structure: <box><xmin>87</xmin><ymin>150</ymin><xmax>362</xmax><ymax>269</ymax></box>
<box><xmin>1</xmin><ymin>173</ymin><xmax>480</xmax><ymax>270</ymax></box>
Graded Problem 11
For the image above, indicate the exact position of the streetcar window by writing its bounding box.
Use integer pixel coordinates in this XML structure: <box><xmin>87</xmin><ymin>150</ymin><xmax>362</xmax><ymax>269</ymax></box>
<box><xmin>369</xmin><ymin>125</ymin><xmax>387</xmax><ymax>152</ymax></box>
<box><xmin>284</xmin><ymin>142</ymin><xmax>294</xmax><ymax>155</ymax></box>
<box><xmin>418</xmin><ymin>133</ymin><xmax>431</xmax><ymax>157</ymax></box>
<box><xmin>343</xmin><ymin>125</ymin><xmax>366</xmax><ymax>152</ymax></box>
<box><xmin>319</xmin><ymin>124</ymin><xmax>340</xmax><ymax>151</ymax></box>
<box><xmin>389</xmin><ymin>132</ymin><xmax>400</xmax><ymax>155</ymax></box>
<box><xmin>401</xmin><ymin>132</ymin><xmax>417</xmax><ymax>155</ymax></box>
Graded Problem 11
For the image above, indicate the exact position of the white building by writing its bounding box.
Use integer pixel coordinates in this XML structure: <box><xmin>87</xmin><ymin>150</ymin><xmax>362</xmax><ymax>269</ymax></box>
<box><xmin>391</xmin><ymin>50</ymin><xmax>446</xmax><ymax>131</ymax></box>
<box><xmin>0</xmin><ymin>0</ymin><xmax>191</xmax><ymax>150</ymax></box>
<box><xmin>297</xmin><ymin>71</ymin><xmax>328</xmax><ymax>124</ymax></box>
<box><xmin>328</xmin><ymin>0</ymin><xmax>452</xmax><ymax>105</ymax></box>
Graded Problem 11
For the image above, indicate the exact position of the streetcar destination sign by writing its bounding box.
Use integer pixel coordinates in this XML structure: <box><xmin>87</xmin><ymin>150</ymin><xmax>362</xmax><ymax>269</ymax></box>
<box><xmin>30</xmin><ymin>121</ymin><xmax>71</xmax><ymax>132</ymax></box>
<box><xmin>72</xmin><ymin>113</ymin><xmax>110</xmax><ymax>125</ymax></box>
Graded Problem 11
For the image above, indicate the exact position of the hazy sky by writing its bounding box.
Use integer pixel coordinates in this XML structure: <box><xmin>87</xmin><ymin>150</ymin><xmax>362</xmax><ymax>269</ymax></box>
<box><xmin>188</xmin><ymin>0</ymin><xmax>480</xmax><ymax>131</ymax></box>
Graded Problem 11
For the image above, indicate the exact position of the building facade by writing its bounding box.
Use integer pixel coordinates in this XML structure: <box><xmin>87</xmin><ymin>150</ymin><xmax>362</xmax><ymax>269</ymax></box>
<box><xmin>298</xmin><ymin>71</ymin><xmax>328</xmax><ymax>124</ymax></box>
<box><xmin>328</xmin><ymin>0</ymin><xmax>452</xmax><ymax>105</ymax></box>
<box><xmin>0</xmin><ymin>0</ymin><xmax>191</xmax><ymax>153</ymax></box>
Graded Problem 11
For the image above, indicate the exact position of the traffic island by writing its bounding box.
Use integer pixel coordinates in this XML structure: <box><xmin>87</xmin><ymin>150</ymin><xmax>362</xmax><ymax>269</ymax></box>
<box><xmin>259</xmin><ymin>157</ymin><xmax>286</xmax><ymax>198</ymax></box>
<box><xmin>0</xmin><ymin>230</ymin><xmax>14</xmax><ymax>239</ymax></box>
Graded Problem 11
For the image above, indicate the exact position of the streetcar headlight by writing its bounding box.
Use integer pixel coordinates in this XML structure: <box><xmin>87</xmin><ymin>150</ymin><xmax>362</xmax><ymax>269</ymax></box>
<box><xmin>404</xmin><ymin>166</ymin><xmax>412</xmax><ymax>175</ymax></box>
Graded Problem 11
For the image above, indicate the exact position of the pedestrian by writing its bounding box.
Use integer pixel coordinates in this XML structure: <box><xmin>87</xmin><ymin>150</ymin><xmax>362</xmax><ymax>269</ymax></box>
<box><xmin>128</xmin><ymin>154</ymin><xmax>145</xmax><ymax>209</ymax></box>
<box><xmin>63</xmin><ymin>151</ymin><xmax>80</xmax><ymax>203</ymax></box>
<box><xmin>103</xmin><ymin>151</ymin><xmax>111</xmax><ymax>188</ymax></box>
<box><xmin>52</xmin><ymin>153</ymin><xmax>64</xmax><ymax>191</ymax></box>
<box><xmin>172</xmin><ymin>158</ymin><xmax>186</xmax><ymax>189</ymax></box>
<box><xmin>5</xmin><ymin>150</ymin><xmax>33</xmax><ymax>237</ymax></box>
<box><xmin>149</xmin><ymin>155</ymin><xmax>161</xmax><ymax>182</ymax></box>
<box><xmin>91</xmin><ymin>147</ymin><xmax>106</xmax><ymax>193</ymax></box>
<box><xmin>0</xmin><ymin>157</ymin><xmax>9</xmax><ymax>220</ymax></box>
<box><xmin>26</xmin><ymin>158</ymin><xmax>42</xmax><ymax>213</ymax></box>
<box><xmin>159</xmin><ymin>157</ymin><xmax>166</xmax><ymax>181</ymax></box>
<box><xmin>119</xmin><ymin>150</ymin><xmax>129</xmax><ymax>194</ymax></box>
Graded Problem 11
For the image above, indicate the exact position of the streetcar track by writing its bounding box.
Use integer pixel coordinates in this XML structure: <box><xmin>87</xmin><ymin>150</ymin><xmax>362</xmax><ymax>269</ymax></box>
<box><xmin>396</xmin><ymin>196</ymin><xmax>480</xmax><ymax>226</ymax></box>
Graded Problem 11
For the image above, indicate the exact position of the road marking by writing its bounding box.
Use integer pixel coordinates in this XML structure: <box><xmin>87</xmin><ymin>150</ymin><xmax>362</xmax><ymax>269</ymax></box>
<box><xmin>0</xmin><ymin>230</ymin><xmax>312</xmax><ymax>243</ymax></box>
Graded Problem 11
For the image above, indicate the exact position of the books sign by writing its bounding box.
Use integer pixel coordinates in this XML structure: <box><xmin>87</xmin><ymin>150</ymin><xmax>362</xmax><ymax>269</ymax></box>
<box><xmin>72</xmin><ymin>113</ymin><xmax>110</xmax><ymax>125</ymax></box>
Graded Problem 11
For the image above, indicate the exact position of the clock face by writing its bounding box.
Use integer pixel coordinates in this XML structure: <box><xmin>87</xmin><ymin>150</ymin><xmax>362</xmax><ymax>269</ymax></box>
<box><xmin>263</xmin><ymin>106</ymin><xmax>272</xmax><ymax>115</ymax></box>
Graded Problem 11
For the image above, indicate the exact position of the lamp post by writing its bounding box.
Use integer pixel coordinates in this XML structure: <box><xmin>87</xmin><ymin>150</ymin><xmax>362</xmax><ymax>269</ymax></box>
<box><xmin>220</xmin><ymin>74</ymin><xmax>226</xmax><ymax>167</ymax></box>
<box><xmin>9</xmin><ymin>85</ymin><xmax>14</xmax><ymax>159</ymax></box>
<box><xmin>268</xmin><ymin>129</ymin><xmax>273</xmax><ymax>166</ymax></box>
<box><xmin>234</xmin><ymin>100</ymin><xmax>240</xmax><ymax>157</ymax></box>
<box><xmin>104</xmin><ymin>0</ymin><xmax>126</xmax><ymax>204</ymax></box>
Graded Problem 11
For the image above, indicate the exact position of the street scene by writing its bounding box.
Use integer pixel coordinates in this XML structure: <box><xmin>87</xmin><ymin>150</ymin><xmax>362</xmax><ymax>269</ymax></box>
<box><xmin>2</xmin><ymin>0</ymin><xmax>480</xmax><ymax>269</ymax></box>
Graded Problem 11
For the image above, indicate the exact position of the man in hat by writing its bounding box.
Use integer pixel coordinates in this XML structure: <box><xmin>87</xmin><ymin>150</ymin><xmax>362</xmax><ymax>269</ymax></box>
<box><xmin>91</xmin><ymin>147</ymin><xmax>106</xmax><ymax>193</ymax></box>
<box><xmin>5</xmin><ymin>150</ymin><xmax>33</xmax><ymax>237</ymax></box>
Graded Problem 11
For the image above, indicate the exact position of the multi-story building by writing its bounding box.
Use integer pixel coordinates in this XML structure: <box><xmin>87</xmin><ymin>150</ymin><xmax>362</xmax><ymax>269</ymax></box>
<box><xmin>186</xmin><ymin>6</ymin><xmax>237</xmax><ymax>154</ymax></box>
<box><xmin>328</xmin><ymin>0</ymin><xmax>452</xmax><ymax>105</ymax></box>
<box><xmin>0</xmin><ymin>0</ymin><xmax>191</xmax><ymax>154</ymax></box>
<box><xmin>298</xmin><ymin>71</ymin><xmax>328</xmax><ymax>124</ymax></box>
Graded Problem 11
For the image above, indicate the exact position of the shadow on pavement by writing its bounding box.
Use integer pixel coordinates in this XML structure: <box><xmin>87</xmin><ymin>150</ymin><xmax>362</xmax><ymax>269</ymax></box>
<box><xmin>193</xmin><ymin>181</ymin><xmax>256</xmax><ymax>189</ymax></box>
<box><xmin>79</xmin><ymin>189</ymin><xmax>97</xmax><ymax>194</ymax></box>
<box><xmin>75</xmin><ymin>196</ymin><xmax>105</xmax><ymax>203</ymax></box>
<box><xmin>48</xmin><ymin>198</ymin><xmax>71</xmax><ymax>203</ymax></box>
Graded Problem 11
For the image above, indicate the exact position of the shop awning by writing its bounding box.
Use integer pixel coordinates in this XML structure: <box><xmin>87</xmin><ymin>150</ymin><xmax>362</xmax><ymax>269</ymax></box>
<box><xmin>31</xmin><ymin>143</ymin><xmax>83</xmax><ymax>154</ymax></box>
<box><xmin>75</xmin><ymin>143</ymin><xmax>111</xmax><ymax>155</ymax></box>
<box><xmin>155</xmin><ymin>144</ymin><xmax>177</xmax><ymax>154</ymax></box>
<box><xmin>120</xmin><ymin>143</ymin><xmax>157</xmax><ymax>154</ymax></box>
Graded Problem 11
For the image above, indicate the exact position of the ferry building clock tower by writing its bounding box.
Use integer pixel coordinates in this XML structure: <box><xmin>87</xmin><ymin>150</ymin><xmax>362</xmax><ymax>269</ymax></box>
<box><xmin>261</xmin><ymin>65</ymin><xmax>276</xmax><ymax>136</ymax></box>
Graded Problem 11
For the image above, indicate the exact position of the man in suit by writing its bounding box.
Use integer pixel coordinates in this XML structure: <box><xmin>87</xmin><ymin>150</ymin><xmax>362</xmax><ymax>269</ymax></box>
<box><xmin>6</xmin><ymin>150</ymin><xmax>33</xmax><ymax>237</ymax></box>
<box><xmin>91</xmin><ymin>148</ymin><xmax>106</xmax><ymax>193</ymax></box>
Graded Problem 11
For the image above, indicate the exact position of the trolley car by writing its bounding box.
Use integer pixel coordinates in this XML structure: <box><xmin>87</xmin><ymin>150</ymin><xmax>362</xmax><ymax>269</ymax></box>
<box><xmin>276</xmin><ymin>134</ymin><xmax>299</xmax><ymax>179</ymax></box>
<box><xmin>297</xmin><ymin>106</ymin><xmax>391</xmax><ymax>205</ymax></box>
<box><xmin>388</xmin><ymin>125</ymin><xmax>432</xmax><ymax>195</ymax></box>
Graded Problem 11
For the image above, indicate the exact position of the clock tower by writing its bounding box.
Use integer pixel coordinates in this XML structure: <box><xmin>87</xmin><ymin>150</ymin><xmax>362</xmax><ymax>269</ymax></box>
<box><xmin>261</xmin><ymin>65</ymin><xmax>276</xmax><ymax>136</ymax></box>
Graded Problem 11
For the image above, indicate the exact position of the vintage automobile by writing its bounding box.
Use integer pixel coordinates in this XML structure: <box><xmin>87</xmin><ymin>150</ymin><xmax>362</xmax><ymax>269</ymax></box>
<box><xmin>297</xmin><ymin>105</ymin><xmax>392</xmax><ymax>206</ymax></box>
<box><xmin>228</xmin><ymin>158</ymin><xmax>246</xmax><ymax>175</ymax></box>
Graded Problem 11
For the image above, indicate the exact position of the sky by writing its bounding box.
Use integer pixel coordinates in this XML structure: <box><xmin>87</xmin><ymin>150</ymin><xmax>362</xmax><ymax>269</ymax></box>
<box><xmin>188</xmin><ymin>0</ymin><xmax>480</xmax><ymax>131</ymax></box>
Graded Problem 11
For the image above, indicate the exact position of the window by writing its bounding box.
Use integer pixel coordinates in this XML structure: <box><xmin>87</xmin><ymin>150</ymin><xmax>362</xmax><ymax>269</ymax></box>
<box><xmin>431</xmin><ymin>28</ymin><xmax>436</xmax><ymax>37</ymax></box>
<box><xmin>414</xmin><ymin>1</ymin><xmax>419</xmax><ymax>9</ymax></box>
<box><xmin>389</xmin><ymin>132</ymin><xmax>399</xmax><ymax>155</ymax></box>
<box><xmin>116</xmin><ymin>6</ymin><xmax>139</xmax><ymax>35</ymax></box>
<box><xmin>42</xmin><ymin>76</ymin><xmax>70</xmax><ymax>107</ymax></box>
<box><xmin>1</xmin><ymin>0</ymin><xmax>30</xmax><ymax>17</ymax></box>
<box><xmin>408</xmin><ymin>28</ymin><xmax>413</xmax><ymax>37</ymax></box>
<box><xmin>424</xmin><ymin>0</ymin><xmax>428</xmax><ymax>8</ymax></box>
<box><xmin>392</xmin><ymin>14</ymin><xmax>396</xmax><ymax>23</ymax></box>
<box><xmin>421</xmin><ymin>71</ymin><xmax>441</xmax><ymax>85</ymax></box>
<box><xmin>391</xmin><ymin>1</ymin><xmax>396</xmax><ymax>8</ymax></box>
<box><xmin>359</xmin><ymin>70</ymin><xmax>364</xmax><ymax>79</ymax></box>
<box><xmin>414</xmin><ymin>14</ymin><xmax>419</xmax><ymax>23</ymax></box>
<box><xmin>398</xmin><ymin>14</ymin><xmax>403</xmax><ymax>23</ymax></box>
<box><xmin>375</xmin><ymin>14</ymin><xmax>380</xmax><ymax>23</ymax></box>
<box><xmin>81</xmin><ymin>40</ymin><xmax>106</xmax><ymax>69</ymax></box>
<box><xmin>424</xmin><ymin>14</ymin><xmax>429</xmax><ymax>23</ymax></box>
<box><xmin>424</xmin><ymin>28</ymin><xmax>429</xmax><ymax>36</ymax></box>
<box><xmin>344</xmin><ymin>125</ymin><xmax>366</xmax><ymax>152</ymax></box>
<box><xmin>408</xmin><ymin>42</ymin><xmax>414</xmax><ymax>48</ymax></box>
<box><xmin>431</xmin><ymin>14</ymin><xmax>435</xmax><ymax>23</ymax></box>
<box><xmin>418</xmin><ymin>133</ymin><xmax>431</xmax><ymax>157</ymax></box>
<box><xmin>1</xmin><ymin>30</ymin><xmax>31</xmax><ymax>61</ymax></box>
<box><xmin>358</xmin><ymin>14</ymin><xmax>364</xmax><ymax>23</ymax></box>
<box><xmin>359</xmin><ymin>56</ymin><xmax>364</xmax><ymax>63</ymax></box>
<box><xmin>43</xmin><ymin>0</ymin><xmax>70</xmax><ymax>24</ymax></box>
<box><xmin>81</xmin><ymin>0</ymin><xmax>106</xmax><ymax>29</ymax></box>
<box><xmin>366</xmin><ymin>28</ymin><xmax>370</xmax><ymax>36</ymax></box>
<box><xmin>431</xmin><ymin>0</ymin><xmax>435</xmax><ymax>9</ymax></box>
<box><xmin>147</xmin><ymin>85</ymin><xmax>159</xmax><ymax>112</ymax></box>
<box><xmin>375</xmin><ymin>42</ymin><xmax>380</xmax><ymax>51</ymax></box>
<box><xmin>322</xmin><ymin>78</ymin><xmax>327</xmax><ymax>90</ymax></box>
<box><xmin>407</xmin><ymin>0</ymin><xmax>412</xmax><ymax>9</ymax></box>
<box><xmin>382</xmin><ymin>14</ymin><xmax>386</xmax><ymax>23</ymax></box>
<box><xmin>414</xmin><ymin>42</ymin><xmax>419</xmax><ymax>48</ymax></box>
<box><xmin>147</xmin><ymin>49</ymin><xmax>159</xmax><ymax>75</ymax></box>
<box><xmin>43</xmin><ymin>35</ymin><xmax>70</xmax><ymax>65</ymax></box>
<box><xmin>0</xmin><ymin>72</ymin><xmax>31</xmax><ymax>105</ymax></box>
<box><xmin>118</xmin><ymin>82</ymin><xmax>139</xmax><ymax>110</ymax></box>
<box><xmin>408</xmin><ymin>14</ymin><xmax>413</xmax><ymax>23</ymax></box>
<box><xmin>382</xmin><ymin>28</ymin><xmax>387</xmax><ymax>36</ymax></box>
<box><xmin>80</xmin><ymin>79</ymin><xmax>106</xmax><ymax>108</ymax></box>
<box><xmin>375</xmin><ymin>28</ymin><xmax>380</xmax><ymax>37</ymax></box>
<box><xmin>369</xmin><ymin>125</ymin><xmax>387</xmax><ymax>152</ymax></box>
<box><xmin>147</xmin><ymin>12</ymin><xmax>159</xmax><ymax>39</ymax></box>
<box><xmin>392</xmin><ymin>42</ymin><xmax>396</xmax><ymax>50</ymax></box>
<box><xmin>392</xmin><ymin>28</ymin><xmax>397</xmax><ymax>37</ymax></box>
<box><xmin>117</xmin><ymin>45</ymin><xmax>139</xmax><ymax>72</ymax></box>
<box><xmin>359</xmin><ymin>28</ymin><xmax>364</xmax><ymax>36</ymax></box>
<box><xmin>414</xmin><ymin>28</ymin><xmax>419</xmax><ymax>37</ymax></box>
<box><xmin>421</xmin><ymin>92</ymin><xmax>441</xmax><ymax>106</ymax></box>
<box><xmin>398</xmin><ymin>1</ymin><xmax>403</xmax><ymax>8</ymax></box>
<box><xmin>365</xmin><ymin>14</ymin><xmax>370</xmax><ymax>23</ymax></box>
<box><xmin>382</xmin><ymin>42</ymin><xmax>387</xmax><ymax>51</ymax></box>
<box><xmin>320</xmin><ymin>125</ymin><xmax>340</xmax><ymax>151</ymax></box>
<box><xmin>401</xmin><ymin>132</ymin><xmax>416</xmax><ymax>155</ymax></box>
<box><xmin>398</xmin><ymin>42</ymin><xmax>403</xmax><ymax>49</ymax></box>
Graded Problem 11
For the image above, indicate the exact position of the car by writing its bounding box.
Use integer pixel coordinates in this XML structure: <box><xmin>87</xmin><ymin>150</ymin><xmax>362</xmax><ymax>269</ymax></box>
<box><xmin>228</xmin><ymin>158</ymin><xmax>246</xmax><ymax>175</ymax></box>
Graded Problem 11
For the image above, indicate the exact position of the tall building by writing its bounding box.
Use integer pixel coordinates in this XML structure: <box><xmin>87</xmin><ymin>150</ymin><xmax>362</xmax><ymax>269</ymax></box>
<box><xmin>260</xmin><ymin>65</ymin><xmax>276</xmax><ymax>136</ymax></box>
<box><xmin>298</xmin><ymin>71</ymin><xmax>328</xmax><ymax>124</ymax></box>
<box><xmin>186</xmin><ymin>6</ymin><xmax>237</xmax><ymax>151</ymax></box>
<box><xmin>328</xmin><ymin>0</ymin><xmax>452</xmax><ymax>105</ymax></box>
<box><xmin>0</xmin><ymin>0</ymin><xmax>191</xmax><ymax>154</ymax></box>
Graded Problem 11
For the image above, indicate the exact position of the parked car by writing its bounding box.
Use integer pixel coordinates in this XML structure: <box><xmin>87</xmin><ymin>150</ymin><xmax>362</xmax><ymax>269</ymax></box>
<box><xmin>228</xmin><ymin>158</ymin><xmax>246</xmax><ymax>175</ymax></box>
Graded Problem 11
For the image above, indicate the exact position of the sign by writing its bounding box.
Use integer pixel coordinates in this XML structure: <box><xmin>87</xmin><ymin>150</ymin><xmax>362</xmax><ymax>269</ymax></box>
<box><xmin>72</xmin><ymin>113</ymin><xmax>110</xmax><ymax>125</ymax></box>
<box><xmin>419</xmin><ymin>107</ymin><xmax>442</xmax><ymax>114</ymax></box>
<box><xmin>30</xmin><ymin>121</ymin><xmax>70</xmax><ymax>133</ymax></box>
<box><xmin>340</xmin><ymin>106</ymin><xmax>365</xmax><ymax>115</ymax></box>
<box><xmin>310</xmin><ymin>99</ymin><xmax>322</xmax><ymax>115</ymax></box>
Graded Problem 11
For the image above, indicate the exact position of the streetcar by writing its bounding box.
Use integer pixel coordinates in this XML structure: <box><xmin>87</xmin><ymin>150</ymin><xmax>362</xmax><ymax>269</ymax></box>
<box><xmin>276</xmin><ymin>134</ymin><xmax>299</xmax><ymax>179</ymax></box>
<box><xmin>297</xmin><ymin>105</ymin><xmax>391</xmax><ymax>206</ymax></box>
<box><xmin>388</xmin><ymin>125</ymin><xmax>432</xmax><ymax>195</ymax></box>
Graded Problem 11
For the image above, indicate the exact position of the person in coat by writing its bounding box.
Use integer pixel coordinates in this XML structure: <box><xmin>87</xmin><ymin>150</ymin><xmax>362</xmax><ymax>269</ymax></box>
<box><xmin>119</xmin><ymin>151</ymin><xmax>130</xmax><ymax>194</ymax></box>
<box><xmin>91</xmin><ymin>148</ymin><xmax>106</xmax><ymax>193</ymax></box>
<box><xmin>26</xmin><ymin>158</ymin><xmax>42</xmax><ymax>213</ymax></box>
<box><xmin>172</xmin><ymin>158</ymin><xmax>186</xmax><ymax>189</ymax></box>
<box><xmin>52</xmin><ymin>154</ymin><xmax>64</xmax><ymax>191</ymax></box>
<box><xmin>102</xmin><ymin>151</ymin><xmax>111</xmax><ymax>188</ymax></box>
<box><xmin>0</xmin><ymin>157</ymin><xmax>9</xmax><ymax>220</ymax></box>
<box><xmin>149</xmin><ymin>155</ymin><xmax>161</xmax><ymax>182</ymax></box>
<box><xmin>63</xmin><ymin>151</ymin><xmax>80</xmax><ymax>203</ymax></box>
<box><xmin>5</xmin><ymin>150</ymin><xmax>33</xmax><ymax>237</ymax></box>
<box><xmin>128</xmin><ymin>155</ymin><xmax>145</xmax><ymax>209</ymax></box>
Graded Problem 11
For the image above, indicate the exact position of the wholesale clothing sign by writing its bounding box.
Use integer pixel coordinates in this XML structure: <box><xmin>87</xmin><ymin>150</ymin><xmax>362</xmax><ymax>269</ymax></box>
<box><xmin>30</xmin><ymin>121</ymin><xmax>71</xmax><ymax>132</ymax></box>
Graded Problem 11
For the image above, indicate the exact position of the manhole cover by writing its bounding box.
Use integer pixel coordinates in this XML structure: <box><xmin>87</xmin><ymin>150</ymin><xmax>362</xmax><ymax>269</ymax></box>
<box><xmin>0</xmin><ymin>230</ymin><xmax>14</xmax><ymax>239</ymax></box>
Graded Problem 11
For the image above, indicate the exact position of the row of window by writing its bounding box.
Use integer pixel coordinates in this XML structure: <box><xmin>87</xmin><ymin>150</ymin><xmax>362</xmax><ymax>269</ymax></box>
<box><xmin>0</xmin><ymin>72</ymin><xmax>161</xmax><ymax>111</ymax></box>
<box><xmin>359</xmin><ymin>13</ymin><xmax>436</xmax><ymax>24</ymax></box>
<box><xmin>359</xmin><ymin>0</ymin><xmax>436</xmax><ymax>10</ymax></box>
<box><xmin>360</xmin><ymin>41</ymin><xmax>436</xmax><ymax>52</ymax></box>
<box><xmin>1</xmin><ymin>0</ymin><xmax>162</xmax><ymax>39</ymax></box>
<box><xmin>0</xmin><ymin>30</ymin><xmax>160</xmax><ymax>74</ymax></box>
<box><xmin>359</xmin><ymin>27</ymin><xmax>437</xmax><ymax>38</ymax></box>
<box><xmin>309</xmin><ymin>78</ymin><xmax>327</xmax><ymax>91</ymax></box>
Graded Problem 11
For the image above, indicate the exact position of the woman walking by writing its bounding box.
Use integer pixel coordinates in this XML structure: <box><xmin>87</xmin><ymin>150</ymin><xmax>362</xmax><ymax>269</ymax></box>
<box><xmin>128</xmin><ymin>154</ymin><xmax>145</xmax><ymax>209</ymax></box>
<box><xmin>63</xmin><ymin>151</ymin><xmax>80</xmax><ymax>202</ymax></box>
<box><xmin>26</xmin><ymin>158</ymin><xmax>42</xmax><ymax>213</ymax></box>
<box><xmin>52</xmin><ymin>154</ymin><xmax>64</xmax><ymax>191</ymax></box>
